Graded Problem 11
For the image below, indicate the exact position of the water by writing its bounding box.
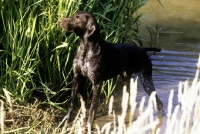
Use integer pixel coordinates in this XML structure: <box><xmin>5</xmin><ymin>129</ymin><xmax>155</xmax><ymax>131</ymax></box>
<box><xmin>152</xmin><ymin>50</ymin><xmax>199</xmax><ymax>91</ymax></box>
<box><xmin>138</xmin><ymin>0</ymin><xmax>200</xmax><ymax>100</ymax></box>
<box><xmin>94</xmin><ymin>0</ymin><xmax>200</xmax><ymax>132</ymax></box>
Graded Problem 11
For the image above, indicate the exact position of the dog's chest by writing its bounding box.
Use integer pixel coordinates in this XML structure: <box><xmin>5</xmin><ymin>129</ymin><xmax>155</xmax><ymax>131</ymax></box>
<box><xmin>73</xmin><ymin>47</ymin><xmax>100</xmax><ymax>77</ymax></box>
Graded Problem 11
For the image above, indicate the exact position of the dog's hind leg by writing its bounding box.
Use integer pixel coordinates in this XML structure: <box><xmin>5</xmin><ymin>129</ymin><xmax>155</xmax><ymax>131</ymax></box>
<box><xmin>138</xmin><ymin>72</ymin><xmax>163</xmax><ymax>117</ymax></box>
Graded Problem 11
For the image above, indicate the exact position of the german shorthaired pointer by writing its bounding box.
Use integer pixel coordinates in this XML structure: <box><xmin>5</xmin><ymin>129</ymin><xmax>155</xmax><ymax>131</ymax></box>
<box><xmin>60</xmin><ymin>11</ymin><xmax>163</xmax><ymax>127</ymax></box>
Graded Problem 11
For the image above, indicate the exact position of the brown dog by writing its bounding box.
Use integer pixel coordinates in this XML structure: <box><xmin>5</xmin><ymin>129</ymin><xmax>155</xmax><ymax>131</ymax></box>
<box><xmin>60</xmin><ymin>11</ymin><xmax>163</xmax><ymax>127</ymax></box>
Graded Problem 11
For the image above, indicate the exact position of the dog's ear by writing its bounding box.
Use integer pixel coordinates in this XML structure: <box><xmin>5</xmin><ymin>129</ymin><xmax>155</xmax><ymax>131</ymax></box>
<box><xmin>85</xmin><ymin>17</ymin><xmax>96</xmax><ymax>37</ymax></box>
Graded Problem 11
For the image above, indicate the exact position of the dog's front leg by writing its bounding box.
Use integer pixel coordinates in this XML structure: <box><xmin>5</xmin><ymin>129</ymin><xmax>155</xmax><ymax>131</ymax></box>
<box><xmin>87</xmin><ymin>81</ymin><xmax>103</xmax><ymax>127</ymax></box>
<box><xmin>64</xmin><ymin>73</ymin><xmax>80</xmax><ymax>126</ymax></box>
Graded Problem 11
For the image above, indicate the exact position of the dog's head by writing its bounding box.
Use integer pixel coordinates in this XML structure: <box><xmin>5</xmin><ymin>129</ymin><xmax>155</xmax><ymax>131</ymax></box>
<box><xmin>60</xmin><ymin>11</ymin><xmax>98</xmax><ymax>37</ymax></box>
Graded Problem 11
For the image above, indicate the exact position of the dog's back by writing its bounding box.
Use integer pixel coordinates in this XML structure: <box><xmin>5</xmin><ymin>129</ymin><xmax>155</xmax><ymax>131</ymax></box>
<box><xmin>99</xmin><ymin>42</ymin><xmax>151</xmax><ymax>79</ymax></box>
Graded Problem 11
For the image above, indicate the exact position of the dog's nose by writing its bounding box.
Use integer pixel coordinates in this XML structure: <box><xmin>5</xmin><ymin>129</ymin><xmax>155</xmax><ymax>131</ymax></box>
<box><xmin>59</xmin><ymin>19</ymin><xmax>64</xmax><ymax>28</ymax></box>
<box><xmin>59</xmin><ymin>19</ymin><xmax>63</xmax><ymax>23</ymax></box>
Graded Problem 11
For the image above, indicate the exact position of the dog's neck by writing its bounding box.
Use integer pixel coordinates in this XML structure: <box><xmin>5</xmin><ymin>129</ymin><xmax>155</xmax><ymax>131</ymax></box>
<box><xmin>80</xmin><ymin>36</ymin><xmax>101</xmax><ymax>50</ymax></box>
<box><xmin>80</xmin><ymin>30</ymin><xmax>104</xmax><ymax>46</ymax></box>
<box><xmin>78</xmin><ymin>31</ymin><xmax>105</xmax><ymax>56</ymax></box>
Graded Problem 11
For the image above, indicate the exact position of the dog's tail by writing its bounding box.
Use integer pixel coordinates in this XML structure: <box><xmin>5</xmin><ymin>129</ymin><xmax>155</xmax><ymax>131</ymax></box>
<box><xmin>143</xmin><ymin>47</ymin><xmax>161</xmax><ymax>52</ymax></box>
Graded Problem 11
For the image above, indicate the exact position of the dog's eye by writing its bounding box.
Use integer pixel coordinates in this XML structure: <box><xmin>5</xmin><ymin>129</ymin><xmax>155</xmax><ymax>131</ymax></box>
<box><xmin>75</xmin><ymin>16</ymin><xmax>80</xmax><ymax>23</ymax></box>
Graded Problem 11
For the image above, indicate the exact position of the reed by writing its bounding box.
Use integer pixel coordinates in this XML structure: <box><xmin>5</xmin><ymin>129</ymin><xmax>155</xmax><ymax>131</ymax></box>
<box><xmin>1</xmin><ymin>55</ymin><xmax>200</xmax><ymax>133</ymax></box>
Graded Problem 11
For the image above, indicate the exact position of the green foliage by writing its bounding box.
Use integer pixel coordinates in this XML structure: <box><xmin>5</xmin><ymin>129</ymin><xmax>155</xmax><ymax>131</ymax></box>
<box><xmin>0</xmin><ymin>0</ymin><xmax>147</xmax><ymax>106</ymax></box>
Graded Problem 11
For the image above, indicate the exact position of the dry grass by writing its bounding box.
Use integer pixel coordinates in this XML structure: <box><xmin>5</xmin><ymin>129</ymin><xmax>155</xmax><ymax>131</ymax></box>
<box><xmin>1</xmin><ymin>56</ymin><xmax>200</xmax><ymax>133</ymax></box>
<box><xmin>1</xmin><ymin>99</ymin><xmax>66</xmax><ymax>133</ymax></box>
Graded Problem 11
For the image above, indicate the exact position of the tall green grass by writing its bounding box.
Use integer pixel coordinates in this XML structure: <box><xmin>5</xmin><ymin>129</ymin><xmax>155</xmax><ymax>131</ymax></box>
<box><xmin>0</xmin><ymin>0</ymin><xmax>147</xmax><ymax>106</ymax></box>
